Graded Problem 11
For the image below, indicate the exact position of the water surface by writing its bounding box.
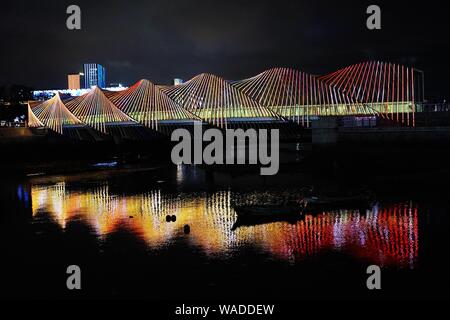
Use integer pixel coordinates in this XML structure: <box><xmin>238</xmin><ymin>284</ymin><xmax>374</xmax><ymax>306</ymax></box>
<box><xmin>1</xmin><ymin>165</ymin><xmax>449</xmax><ymax>300</ymax></box>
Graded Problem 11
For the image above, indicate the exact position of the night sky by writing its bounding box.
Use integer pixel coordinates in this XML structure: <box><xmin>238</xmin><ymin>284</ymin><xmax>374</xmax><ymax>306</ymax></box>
<box><xmin>1</xmin><ymin>0</ymin><xmax>449</xmax><ymax>99</ymax></box>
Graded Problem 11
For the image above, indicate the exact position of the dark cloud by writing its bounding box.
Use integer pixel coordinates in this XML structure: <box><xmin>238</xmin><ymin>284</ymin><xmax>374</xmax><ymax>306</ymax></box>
<box><xmin>1</xmin><ymin>0</ymin><xmax>449</xmax><ymax>98</ymax></box>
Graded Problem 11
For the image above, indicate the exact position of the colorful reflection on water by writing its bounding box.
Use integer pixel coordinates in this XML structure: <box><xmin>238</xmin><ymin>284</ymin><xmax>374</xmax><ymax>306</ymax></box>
<box><xmin>30</xmin><ymin>181</ymin><xmax>418</xmax><ymax>268</ymax></box>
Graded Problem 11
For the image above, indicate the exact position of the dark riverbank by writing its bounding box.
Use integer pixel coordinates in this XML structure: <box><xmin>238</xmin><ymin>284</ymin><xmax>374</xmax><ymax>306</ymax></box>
<box><xmin>3</xmin><ymin>122</ymin><xmax>450</xmax><ymax>175</ymax></box>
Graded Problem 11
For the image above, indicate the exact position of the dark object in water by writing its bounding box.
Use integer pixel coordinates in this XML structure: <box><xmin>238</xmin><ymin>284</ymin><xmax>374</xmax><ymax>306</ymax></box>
<box><xmin>166</xmin><ymin>215</ymin><xmax>171</xmax><ymax>222</ymax></box>
<box><xmin>184</xmin><ymin>224</ymin><xmax>190</xmax><ymax>234</ymax></box>
<box><xmin>171</xmin><ymin>215</ymin><xmax>177</xmax><ymax>222</ymax></box>
<box><xmin>232</xmin><ymin>205</ymin><xmax>303</xmax><ymax>230</ymax></box>
<box><xmin>300</xmin><ymin>193</ymin><xmax>372</xmax><ymax>214</ymax></box>
<box><xmin>92</xmin><ymin>161</ymin><xmax>118</xmax><ymax>168</ymax></box>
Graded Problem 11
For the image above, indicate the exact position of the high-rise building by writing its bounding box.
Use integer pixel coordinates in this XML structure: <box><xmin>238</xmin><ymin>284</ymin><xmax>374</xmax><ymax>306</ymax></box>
<box><xmin>83</xmin><ymin>63</ymin><xmax>106</xmax><ymax>88</ymax></box>
<box><xmin>67</xmin><ymin>74</ymin><xmax>81</xmax><ymax>90</ymax></box>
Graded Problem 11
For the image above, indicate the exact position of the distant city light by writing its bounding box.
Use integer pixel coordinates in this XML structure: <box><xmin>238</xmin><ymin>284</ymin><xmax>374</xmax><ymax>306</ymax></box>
<box><xmin>33</xmin><ymin>86</ymin><xmax>128</xmax><ymax>100</ymax></box>
<box><xmin>173</xmin><ymin>78</ymin><xmax>183</xmax><ymax>85</ymax></box>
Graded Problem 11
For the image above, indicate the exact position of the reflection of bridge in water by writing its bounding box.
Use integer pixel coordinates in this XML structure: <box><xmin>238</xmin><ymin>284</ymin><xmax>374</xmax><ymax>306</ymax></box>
<box><xmin>30</xmin><ymin>182</ymin><xmax>418</xmax><ymax>268</ymax></box>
